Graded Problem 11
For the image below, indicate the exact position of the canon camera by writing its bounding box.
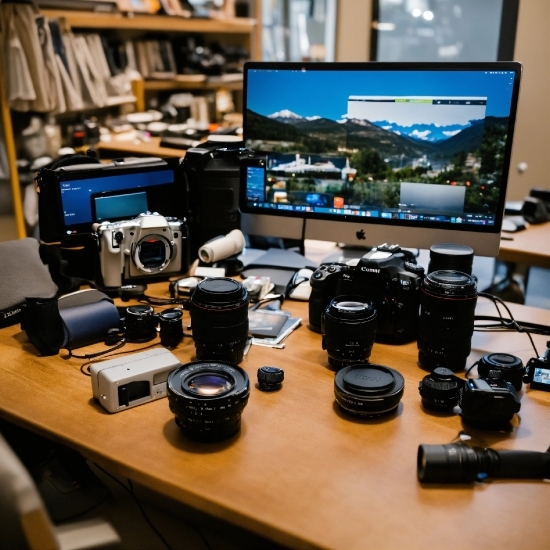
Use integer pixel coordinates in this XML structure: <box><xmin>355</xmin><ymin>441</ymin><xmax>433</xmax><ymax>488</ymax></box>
<box><xmin>309</xmin><ymin>244</ymin><xmax>424</xmax><ymax>344</ymax></box>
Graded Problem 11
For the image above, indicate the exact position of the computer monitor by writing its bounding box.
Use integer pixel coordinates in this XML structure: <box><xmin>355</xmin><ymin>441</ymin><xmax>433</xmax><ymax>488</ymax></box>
<box><xmin>240</xmin><ymin>62</ymin><xmax>521</xmax><ymax>256</ymax></box>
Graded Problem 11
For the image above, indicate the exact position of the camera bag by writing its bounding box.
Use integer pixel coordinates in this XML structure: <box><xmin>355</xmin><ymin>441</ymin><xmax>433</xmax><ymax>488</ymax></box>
<box><xmin>0</xmin><ymin>238</ymin><xmax>58</xmax><ymax>328</ymax></box>
<box><xmin>22</xmin><ymin>289</ymin><xmax>121</xmax><ymax>356</ymax></box>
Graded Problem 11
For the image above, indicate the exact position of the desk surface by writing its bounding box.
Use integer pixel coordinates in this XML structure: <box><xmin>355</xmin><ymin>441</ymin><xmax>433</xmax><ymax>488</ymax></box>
<box><xmin>96</xmin><ymin>136</ymin><xmax>185</xmax><ymax>159</ymax></box>
<box><xmin>498</xmin><ymin>221</ymin><xmax>550</xmax><ymax>268</ymax></box>
<box><xmin>1</xmin><ymin>293</ymin><xmax>549</xmax><ymax>550</ymax></box>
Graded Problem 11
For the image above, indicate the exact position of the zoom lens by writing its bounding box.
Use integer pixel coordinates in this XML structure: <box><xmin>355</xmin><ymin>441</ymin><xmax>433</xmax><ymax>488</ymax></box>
<box><xmin>418</xmin><ymin>270</ymin><xmax>477</xmax><ymax>372</ymax></box>
<box><xmin>189</xmin><ymin>278</ymin><xmax>249</xmax><ymax>363</ymax></box>
<box><xmin>322</xmin><ymin>296</ymin><xmax>377</xmax><ymax>370</ymax></box>
<box><xmin>125</xmin><ymin>305</ymin><xmax>158</xmax><ymax>342</ymax></box>
<box><xmin>158</xmin><ymin>308</ymin><xmax>183</xmax><ymax>348</ymax></box>
<box><xmin>334</xmin><ymin>363</ymin><xmax>405</xmax><ymax>417</ymax></box>
<box><xmin>167</xmin><ymin>360</ymin><xmax>250</xmax><ymax>441</ymax></box>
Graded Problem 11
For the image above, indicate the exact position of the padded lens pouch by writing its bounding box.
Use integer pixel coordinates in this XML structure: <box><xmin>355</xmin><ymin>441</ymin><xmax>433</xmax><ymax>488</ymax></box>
<box><xmin>23</xmin><ymin>289</ymin><xmax>121</xmax><ymax>355</ymax></box>
<box><xmin>0</xmin><ymin>238</ymin><xmax>58</xmax><ymax>328</ymax></box>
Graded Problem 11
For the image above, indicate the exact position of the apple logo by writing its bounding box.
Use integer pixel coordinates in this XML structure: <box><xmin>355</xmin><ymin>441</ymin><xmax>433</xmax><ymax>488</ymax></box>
<box><xmin>356</xmin><ymin>229</ymin><xmax>366</xmax><ymax>240</ymax></box>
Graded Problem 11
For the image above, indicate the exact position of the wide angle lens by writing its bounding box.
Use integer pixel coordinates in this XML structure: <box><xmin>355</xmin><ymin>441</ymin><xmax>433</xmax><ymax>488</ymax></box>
<box><xmin>167</xmin><ymin>360</ymin><xmax>250</xmax><ymax>441</ymax></box>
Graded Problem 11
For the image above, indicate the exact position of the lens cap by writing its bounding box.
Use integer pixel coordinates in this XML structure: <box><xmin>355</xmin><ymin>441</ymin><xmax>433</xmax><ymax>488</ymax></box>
<box><xmin>335</xmin><ymin>364</ymin><xmax>405</xmax><ymax>417</ymax></box>
<box><xmin>193</xmin><ymin>277</ymin><xmax>247</xmax><ymax>305</ymax></box>
<box><xmin>342</xmin><ymin>366</ymin><xmax>395</xmax><ymax>393</ymax></box>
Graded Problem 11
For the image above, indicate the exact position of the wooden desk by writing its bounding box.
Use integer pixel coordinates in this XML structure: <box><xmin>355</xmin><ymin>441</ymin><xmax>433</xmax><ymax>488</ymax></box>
<box><xmin>499</xmin><ymin>221</ymin><xmax>550</xmax><ymax>268</ymax></box>
<box><xmin>0</xmin><ymin>294</ymin><xmax>549</xmax><ymax>550</ymax></box>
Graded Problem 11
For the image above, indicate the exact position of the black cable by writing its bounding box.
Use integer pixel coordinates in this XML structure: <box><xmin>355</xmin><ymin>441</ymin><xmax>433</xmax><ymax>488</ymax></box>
<box><xmin>92</xmin><ymin>463</ymin><xmax>174</xmax><ymax>550</ymax></box>
<box><xmin>475</xmin><ymin>292</ymin><xmax>541</xmax><ymax>357</ymax></box>
<box><xmin>79</xmin><ymin>342</ymin><xmax>161</xmax><ymax>376</ymax></box>
<box><xmin>68</xmin><ymin>339</ymin><xmax>127</xmax><ymax>361</ymax></box>
<box><xmin>140</xmin><ymin>295</ymin><xmax>190</xmax><ymax>308</ymax></box>
<box><xmin>465</xmin><ymin>360</ymin><xmax>479</xmax><ymax>379</ymax></box>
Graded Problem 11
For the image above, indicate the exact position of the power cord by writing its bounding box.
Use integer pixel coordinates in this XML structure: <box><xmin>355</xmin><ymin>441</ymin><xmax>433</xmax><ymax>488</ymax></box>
<box><xmin>92</xmin><ymin>463</ymin><xmax>213</xmax><ymax>550</ymax></box>
<box><xmin>474</xmin><ymin>292</ymin><xmax>550</xmax><ymax>358</ymax></box>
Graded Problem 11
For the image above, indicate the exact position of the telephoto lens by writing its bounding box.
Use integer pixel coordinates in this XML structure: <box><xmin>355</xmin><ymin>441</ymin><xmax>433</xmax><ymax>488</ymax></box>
<box><xmin>428</xmin><ymin>244</ymin><xmax>474</xmax><ymax>275</ymax></box>
<box><xmin>418</xmin><ymin>367</ymin><xmax>464</xmax><ymax>411</ymax></box>
<box><xmin>321</xmin><ymin>296</ymin><xmax>377</xmax><ymax>370</ymax></box>
<box><xmin>477</xmin><ymin>353</ymin><xmax>525</xmax><ymax>391</ymax></box>
<box><xmin>125</xmin><ymin>305</ymin><xmax>158</xmax><ymax>342</ymax></box>
<box><xmin>418</xmin><ymin>270</ymin><xmax>478</xmax><ymax>372</ymax></box>
<box><xmin>417</xmin><ymin>443</ymin><xmax>550</xmax><ymax>483</ymax></box>
<box><xmin>189</xmin><ymin>278</ymin><xmax>249</xmax><ymax>364</ymax></box>
<box><xmin>158</xmin><ymin>308</ymin><xmax>183</xmax><ymax>348</ymax></box>
<box><xmin>167</xmin><ymin>360</ymin><xmax>250</xmax><ymax>441</ymax></box>
<box><xmin>334</xmin><ymin>363</ymin><xmax>405</xmax><ymax>417</ymax></box>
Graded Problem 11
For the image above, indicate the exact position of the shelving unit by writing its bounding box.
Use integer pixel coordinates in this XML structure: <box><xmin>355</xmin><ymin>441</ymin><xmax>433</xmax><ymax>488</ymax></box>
<box><xmin>1</xmin><ymin>8</ymin><xmax>259</xmax><ymax>238</ymax></box>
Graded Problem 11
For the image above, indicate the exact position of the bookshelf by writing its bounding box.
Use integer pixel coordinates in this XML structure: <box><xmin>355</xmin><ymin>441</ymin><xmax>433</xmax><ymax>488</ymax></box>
<box><xmin>1</xmin><ymin>7</ymin><xmax>259</xmax><ymax>238</ymax></box>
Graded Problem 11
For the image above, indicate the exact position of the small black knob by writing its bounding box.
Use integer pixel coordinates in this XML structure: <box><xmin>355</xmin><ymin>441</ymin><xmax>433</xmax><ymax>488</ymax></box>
<box><xmin>257</xmin><ymin>366</ymin><xmax>284</xmax><ymax>391</ymax></box>
<box><xmin>114</xmin><ymin>231</ymin><xmax>124</xmax><ymax>244</ymax></box>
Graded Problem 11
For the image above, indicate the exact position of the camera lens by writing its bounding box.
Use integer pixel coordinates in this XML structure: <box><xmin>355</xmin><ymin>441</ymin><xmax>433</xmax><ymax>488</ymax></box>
<box><xmin>428</xmin><ymin>244</ymin><xmax>474</xmax><ymax>275</ymax></box>
<box><xmin>418</xmin><ymin>270</ymin><xmax>478</xmax><ymax>372</ymax></box>
<box><xmin>189</xmin><ymin>278</ymin><xmax>249</xmax><ymax>364</ymax></box>
<box><xmin>158</xmin><ymin>308</ymin><xmax>183</xmax><ymax>348</ymax></box>
<box><xmin>334</xmin><ymin>363</ymin><xmax>405</xmax><ymax>417</ymax></box>
<box><xmin>418</xmin><ymin>367</ymin><xmax>463</xmax><ymax>411</ymax></box>
<box><xmin>167</xmin><ymin>360</ymin><xmax>250</xmax><ymax>441</ymax></box>
<box><xmin>478</xmin><ymin>353</ymin><xmax>525</xmax><ymax>391</ymax></box>
<box><xmin>125</xmin><ymin>305</ymin><xmax>158</xmax><ymax>342</ymax></box>
<box><xmin>322</xmin><ymin>296</ymin><xmax>377</xmax><ymax>370</ymax></box>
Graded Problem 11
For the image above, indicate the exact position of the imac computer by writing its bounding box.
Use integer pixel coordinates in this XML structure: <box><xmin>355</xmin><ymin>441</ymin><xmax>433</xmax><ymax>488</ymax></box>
<box><xmin>240</xmin><ymin>62</ymin><xmax>521</xmax><ymax>256</ymax></box>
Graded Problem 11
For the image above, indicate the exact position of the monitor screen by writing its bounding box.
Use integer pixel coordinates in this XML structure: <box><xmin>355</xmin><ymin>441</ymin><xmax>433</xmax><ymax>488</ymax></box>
<box><xmin>241</xmin><ymin>62</ymin><xmax>521</xmax><ymax>255</ymax></box>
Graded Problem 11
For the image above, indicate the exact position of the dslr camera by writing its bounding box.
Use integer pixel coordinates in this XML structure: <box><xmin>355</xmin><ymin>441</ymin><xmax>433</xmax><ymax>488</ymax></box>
<box><xmin>94</xmin><ymin>212</ymin><xmax>187</xmax><ymax>289</ymax></box>
<box><xmin>523</xmin><ymin>341</ymin><xmax>550</xmax><ymax>391</ymax></box>
<box><xmin>459</xmin><ymin>374</ymin><xmax>521</xmax><ymax>429</ymax></box>
<box><xmin>309</xmin><ymin>244</ymin><xmax>424</xmax><ymax>344</ymax></box>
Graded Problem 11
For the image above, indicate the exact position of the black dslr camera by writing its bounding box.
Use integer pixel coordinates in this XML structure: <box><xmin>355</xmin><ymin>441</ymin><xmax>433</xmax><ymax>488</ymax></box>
<box><xmin>523</xmin><ymin>341</ymin><xmax>550</xmax><ymax>391</ymax></box>
<box><xmin>309</xmin><ymin>244</ymin><xmax>424</xmax><ymax>344</ymax></box>
<box><xmin>459</xmin><ymin>375</ymin><xmax>521</xmax><ymax>429</ymax></box>
<box><xmin>181</xmin><ymin>139</ymin><xmax>253</xmax><ymax>259</ymax></box>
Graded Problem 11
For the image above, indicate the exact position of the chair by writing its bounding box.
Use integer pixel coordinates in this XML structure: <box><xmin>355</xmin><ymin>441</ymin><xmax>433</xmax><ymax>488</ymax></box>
<box><xmin>0</xmin><ymin>432</ymin><xmax>120</xmax><ymax>550</ymax></box>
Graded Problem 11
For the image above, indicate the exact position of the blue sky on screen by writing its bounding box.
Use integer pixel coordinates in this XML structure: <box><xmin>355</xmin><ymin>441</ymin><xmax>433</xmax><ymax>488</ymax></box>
<box><xmin>246</xmin><ymin>69</ymin><xmax>515</xmax><ymax>122</ymax></box>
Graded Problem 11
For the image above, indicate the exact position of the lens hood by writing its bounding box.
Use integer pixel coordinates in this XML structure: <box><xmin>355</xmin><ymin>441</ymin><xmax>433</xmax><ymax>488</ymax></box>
<box><xmin>334</xmin><ymin>363</ymin><xmax>405</xmax><ymax>417</ymax></box>
<box><xmin>167</xmin><ymin>360</ymin><xmax>250</xmax><ymax>441</ymax></box>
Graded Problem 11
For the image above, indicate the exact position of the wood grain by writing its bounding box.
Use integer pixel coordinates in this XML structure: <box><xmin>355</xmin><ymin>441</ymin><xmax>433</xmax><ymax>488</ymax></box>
<box><xmin>498</xmin><ymin>221</ymin><xmax>550</xmax><ymax>267</ymax></box>
<box><xmin>1</xmin><ymin>292</ymin><xmax>549</xmax><ymax>550</ymax></box>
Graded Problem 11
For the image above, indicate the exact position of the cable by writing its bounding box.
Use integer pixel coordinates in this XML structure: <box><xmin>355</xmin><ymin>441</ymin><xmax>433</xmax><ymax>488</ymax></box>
<box><xmin>79</xmin><ymin>342</ymin><xmax>161</xmax><ymax>376</ymax></box>
<box><xmin>92</xmin><ymin>463</ymin><xmax>213</xmax><ymax>550</ymax></box>
<box><xmin>475</xmin><ymin>292</ymin><xmax>546</xmax><ymax>357</ymax></box>
<box><xmin>68</xmin><ymin>339</ymin><xmax>127</xmax><ymax>361</ymax></box>
<box><xmin>92</xmin><ymin>463</ymin><xmax>174</xmax><ymax>550</ymax></box>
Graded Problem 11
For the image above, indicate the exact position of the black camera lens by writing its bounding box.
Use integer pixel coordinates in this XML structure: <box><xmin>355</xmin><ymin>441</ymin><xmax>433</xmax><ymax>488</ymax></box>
<box><xmin>158</xmin><ymin>308</ymin><xmax>183</xmax><ymax>348</ymax></box>
<box><xmin>125</xmin><ymin>305</ymin><xmax>158</xmax><ymax>342</ymax></box>
<box><xmin>322</xmin><ymin>296</ymin><xmax>377</xmax><ymax>370</ymax></box>
<box><xmin>418</xmin><ymin>367</ymin><xmax>464</xmax><ymax>411</ymax></box>
<box><xmin>478</xmin><ymin>353</ymin><xmax>525</xmax><ymax>391</ymax></box>
<box><xmin>189</xmin><ymin>278</ymin><xmax>249</xmax><ymax>364</ymax></box>
<box><xmin>334</xmin><ymin>363</ymin><xmax>405</xmax><ymax>417</ymax></box>
<box><xmin>167</xmin><ymin>360</ymin><xmax>250</xmax><ymax>441</ymax></box>
<box><xmin>418</xmin><ymin>270</ymin><xmax>478</xmax><ymax>372</ymax></box>
<box><xmin>257</xmin><ymin>366</ymin><xmax>284</xmax><ymax>391</ymax></box>
<box><xmin>428</xmin><ymin>244</ymin><xmax>474</xmax><ymax>275</ymax></box>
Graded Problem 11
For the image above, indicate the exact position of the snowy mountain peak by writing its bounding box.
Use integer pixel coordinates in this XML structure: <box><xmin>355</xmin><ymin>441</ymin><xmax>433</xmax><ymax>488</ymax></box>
<box><xmin>268</xmin><ymin>110</ymin><xmax>303</xmax><ymax>120</ymax></box>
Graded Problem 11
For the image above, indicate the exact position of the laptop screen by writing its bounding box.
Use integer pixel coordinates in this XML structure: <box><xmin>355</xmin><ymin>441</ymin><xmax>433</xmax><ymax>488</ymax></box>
<box><xmin>242</xmin><ymin>62</ymin><xmax>521</xmax><ymax>234</ymax></box>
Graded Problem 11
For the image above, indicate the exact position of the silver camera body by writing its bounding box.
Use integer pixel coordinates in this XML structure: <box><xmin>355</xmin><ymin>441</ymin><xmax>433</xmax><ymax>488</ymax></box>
<box><xmin>95</xmin><ymin>212</ymin><xmax>184</xmax><ymax>288</ymax></box>
<box><xmin>90</xmin><ymin>348</ymin><xmax>181</xmax><ymax>413</ymax></box>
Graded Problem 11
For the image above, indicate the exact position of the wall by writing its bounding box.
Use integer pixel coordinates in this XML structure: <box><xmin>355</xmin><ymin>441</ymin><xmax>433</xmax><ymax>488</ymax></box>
<box><xmin>507</xmin><ymin>0</ymin><xmax>550</xmax><ymax>200</ymax></box>
<box><xmin>335</xmin><ymin>0</ymin><xmax>550</xmax><ymax>201</ymax></box>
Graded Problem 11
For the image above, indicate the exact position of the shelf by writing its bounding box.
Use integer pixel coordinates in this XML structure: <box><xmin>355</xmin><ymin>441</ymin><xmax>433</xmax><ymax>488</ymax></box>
<box><xmin>143</xmin><ymin>76</ymin><xmax>243</xmax><ymax>92</ymax></box>
<box><xmin>41</xmin><ymin>9</ymin><xmax>257</xmax><ymax>34</ymax></box>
